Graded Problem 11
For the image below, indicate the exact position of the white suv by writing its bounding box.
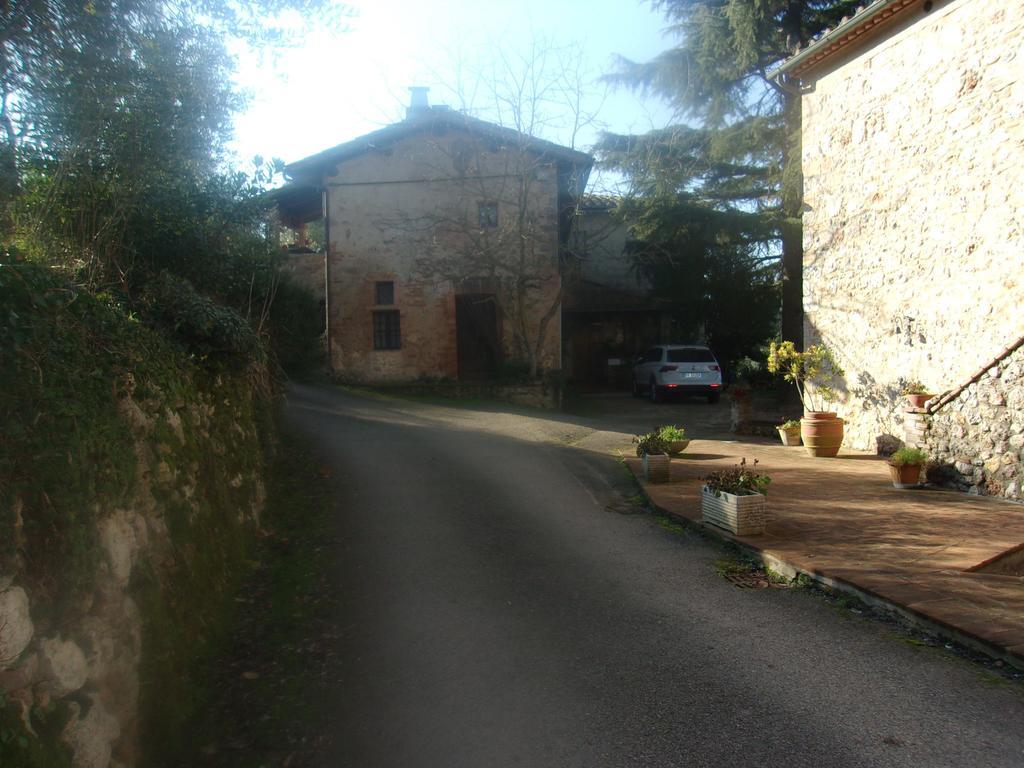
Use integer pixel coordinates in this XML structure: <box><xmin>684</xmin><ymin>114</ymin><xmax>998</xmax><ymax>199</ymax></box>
<box><xmin>632</xmin><ymin>344</ymin><xmax>723</xmax><ymax>403</ymax></box>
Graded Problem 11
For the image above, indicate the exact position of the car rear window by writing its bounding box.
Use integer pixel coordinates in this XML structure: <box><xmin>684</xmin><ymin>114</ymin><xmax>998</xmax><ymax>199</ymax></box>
<box><xmin>667</xmin><ymin>348</ymin><xmax>716</xmax><ymax>363</ymax></box>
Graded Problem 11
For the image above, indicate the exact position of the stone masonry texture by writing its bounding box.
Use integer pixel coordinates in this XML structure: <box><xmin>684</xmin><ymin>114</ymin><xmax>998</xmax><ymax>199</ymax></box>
<box><xmin>323</xmin><ymin>128</ymin><xmax>562</xmax><ymax>383</ymax></box>
<box><xmin>922</xmin><ymin>344</ymin><xmax>1024</xmax><ymax>500</ymax></box>
<box><xmin>800</xmin><ymin>0</ymin><xmax>1024</xmax><ymax>462</ymax></box>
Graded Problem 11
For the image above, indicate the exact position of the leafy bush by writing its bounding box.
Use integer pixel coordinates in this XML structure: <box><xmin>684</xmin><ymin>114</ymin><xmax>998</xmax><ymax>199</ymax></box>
<box><xmin>734</xmin><ymin>355</ymin><xmax>775</xmax><ymax>388</ymax></box>
<box><xmin>703</xmin><ymin>458</ymin><xmax>771</xmax><ymax>496</ymax></box>
<box><xmin>889</xmin><ymin>447</ymin><xmax>928</xmax><ymax>466</ymax></box>
<box><xmin>142</xmin><ymin>271</ymin><xmax>264</xmax><ymax>365</ymax></box>
<box><xmin>634</xmin><ymin>431</ymin><xmax>672</xmax><ymax>456</ymax></box>
<box><xmin>656</xmin><ymin>424</ymin><xmax>687</xmax><ymax>441</ymax></box>
<box><xmin>778</xmin><ymin>419</ymin><xmax>800</xmax><ymax>429</ymax></box>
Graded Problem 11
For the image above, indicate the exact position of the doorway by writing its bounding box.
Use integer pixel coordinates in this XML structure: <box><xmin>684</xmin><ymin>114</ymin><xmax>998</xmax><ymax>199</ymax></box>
<box><xmin>456</xmin><ymin>294</ymin><xmax>500</xmax><ymax>380</ymax></box>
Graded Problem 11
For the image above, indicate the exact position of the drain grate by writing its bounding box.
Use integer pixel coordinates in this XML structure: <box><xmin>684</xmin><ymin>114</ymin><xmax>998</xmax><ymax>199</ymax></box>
<box><xmin>725</xmin><ymin>571</ymin><xmax>792</xmax><ymax>589</ymax></box>
<box><xmin>725</xmin><ymin>572</ymin><xmax>770</xmax><ymax>589</ymax></box>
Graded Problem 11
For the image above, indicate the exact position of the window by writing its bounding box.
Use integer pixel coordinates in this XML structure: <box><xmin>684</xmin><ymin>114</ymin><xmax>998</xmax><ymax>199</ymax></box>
<box><xmin>478</xmin><ymin>202</ymin><xmax>498</xmax><ymax>228</ymax></box>
<box><xmin>373</xmin><ymin>311</ymin><xmax>401</xmax><ymax>350</ymax></box>
<box><xmin>667</xmin><ymin>348</ymin><xmax>716</xmax><ymax>363</ymax></box>
<box><xmin>375</xmin><ymin>281</ymin><xmax>394</xmax><ymax>305</ymax></box>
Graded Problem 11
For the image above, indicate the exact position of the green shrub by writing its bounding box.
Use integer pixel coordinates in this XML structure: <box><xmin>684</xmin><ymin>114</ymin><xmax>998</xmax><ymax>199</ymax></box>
<box><xmin>889</xmin><ymin>447</ymin><xmax>927</xmax><ymax>466</ymax></box>
<box><xmin>634</xmin><ymin>431</ymin><xmax>671</xmax><ymax>456</ymax></box>
<box><xmin>656</xmin><ymin>424</ymin><xmax>687</xmax><ymax>441</ymax></box>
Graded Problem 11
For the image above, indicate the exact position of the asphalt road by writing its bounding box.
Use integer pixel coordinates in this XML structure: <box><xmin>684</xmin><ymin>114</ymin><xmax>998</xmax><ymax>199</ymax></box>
<box><xmin>285</xmin><ymin>384</ymin><xmax>1024</xmax><ymax>768</ymax></box>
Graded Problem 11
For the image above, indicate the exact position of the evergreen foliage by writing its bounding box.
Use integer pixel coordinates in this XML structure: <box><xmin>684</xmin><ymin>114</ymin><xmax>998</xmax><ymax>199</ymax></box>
<box><xmin>0</xmin><ymin>0</ymin><xmax>336</xmax><ymax>372</ymax></box>
<box><xmin>600</xmin><ymin>0</ymin><xmax>860</xmax><ymax>352</ymax></box>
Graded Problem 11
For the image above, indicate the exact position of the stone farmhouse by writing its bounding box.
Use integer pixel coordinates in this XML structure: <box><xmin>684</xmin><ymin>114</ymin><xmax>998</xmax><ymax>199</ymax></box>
<box><xmin>774</xmin><ymin>0</ymin><xmax>1023</xmax><ymax>499</ymax></box>
<box><xmin>274</xmin><ymin>89</ymin><xmax>593</xmax><ymax>391</ymax></box>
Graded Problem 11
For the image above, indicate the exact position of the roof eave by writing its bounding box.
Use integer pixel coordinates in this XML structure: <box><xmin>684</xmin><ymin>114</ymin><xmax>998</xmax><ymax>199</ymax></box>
<box><xmin>769</xmin><ymin>0</ymin><xmax>920</xmax><ymax>82</ymax></box>
<box><xmin>285</xmin><ymin>112</ymin><xmax>594</xmax><ymax>181</ymax></box>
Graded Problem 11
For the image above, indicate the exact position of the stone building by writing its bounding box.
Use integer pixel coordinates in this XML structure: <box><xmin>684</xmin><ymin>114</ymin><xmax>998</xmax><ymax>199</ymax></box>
<box><xmin>774</xmin><ymin>0</ymin><xmax>1024</xmax><ymax>498</ymax></box>
<box><xmin>275</xmin><ymin>89</ymin><xmax>592</xmax><ymax>386</ymax></box>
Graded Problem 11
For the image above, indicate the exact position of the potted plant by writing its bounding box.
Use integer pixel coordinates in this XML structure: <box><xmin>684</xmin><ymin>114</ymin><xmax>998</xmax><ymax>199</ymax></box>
<box><xmin>776</xmin><ymin>419</ymin><xmax>801</xmax><ymax>446</ymax></box>
<box><xmin>656</xmin><ymin>424</ymin><xmax>690</xmax><ymax>456</ymax></box>
<box><xmin>888</xmin><ymin>446</ymin><xmax>928</xmax><ymax>489</ymax></box>
<box><xmin>901</xmin><ymin>380</ymin><xmax>935</xmax><ymax>409</ymax></box>
<box><xmin>701</xmin><ymin>458</ymin><xmax>771</xmax><ymax>535</ymax></box>
<box><xmin>633</xmin><ymin>431</ymin><xmax>672</xmax><ymax>483</ymax></box>
<box><xmin>767</xmin><ymin>341</ymin><xmax>846</xmax><ymax>457</ymax></box>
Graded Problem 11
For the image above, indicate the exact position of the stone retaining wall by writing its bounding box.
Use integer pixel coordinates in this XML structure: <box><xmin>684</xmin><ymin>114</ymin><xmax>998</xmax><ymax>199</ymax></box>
<box><xmin>910</xmin><ymin>345</ymin><xmax>1024</xmax><ymax>501</ymax></box>
<box><xmin>1</xmin><ymin>373</ymin><xmax>268</xmax><ymax>766</ymax></box>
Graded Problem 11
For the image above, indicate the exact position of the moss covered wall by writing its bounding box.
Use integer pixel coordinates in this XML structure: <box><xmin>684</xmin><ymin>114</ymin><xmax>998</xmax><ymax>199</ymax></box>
<box><xmin>0</xmin><ymin>265</ymin><xmax>274</xmax><ymax>767</ymax></box>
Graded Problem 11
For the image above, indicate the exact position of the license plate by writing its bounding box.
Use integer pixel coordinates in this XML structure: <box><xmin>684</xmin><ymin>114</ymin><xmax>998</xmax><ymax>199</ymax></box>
<box><xmin>683</xmin><ymin>372</ymin><xmax>701</xmax><ymax>379</ymax></box>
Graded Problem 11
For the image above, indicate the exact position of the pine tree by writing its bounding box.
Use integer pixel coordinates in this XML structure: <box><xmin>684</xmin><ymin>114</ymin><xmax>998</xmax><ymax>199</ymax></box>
<box><xmin>602</xmin><ymin>0</ymin><xmax>859</xmax><ymax>348</ymax></box>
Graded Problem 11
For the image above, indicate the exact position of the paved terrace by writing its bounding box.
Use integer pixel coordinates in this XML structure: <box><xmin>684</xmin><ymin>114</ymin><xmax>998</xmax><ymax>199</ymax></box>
<box><xmin>626</xmin><ymin>439</ymin><xmax>1024</xmax><ymax>667</ymax></box>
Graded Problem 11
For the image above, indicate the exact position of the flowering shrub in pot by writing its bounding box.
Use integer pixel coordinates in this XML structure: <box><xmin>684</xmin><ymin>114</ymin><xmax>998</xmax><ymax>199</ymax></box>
<box><xmin>701</xmin><ymin>459</ymin><xmax>771</xmax><ymax>535</ymax></box>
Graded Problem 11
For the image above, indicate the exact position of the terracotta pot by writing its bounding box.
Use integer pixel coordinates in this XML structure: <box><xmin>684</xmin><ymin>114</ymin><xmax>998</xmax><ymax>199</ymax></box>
<box><xmin>800</xmin><ymin>412</ymin><xmax>844</xmax><ymax>457</ymax></box>
<box><xmin>777</xmin><ymin>426</ymin><xmax>801</xmax><ymax>446</ymax></box>
<box><xmin>888</xmin><ymin>462</ymin><xmax>923</xmax><ymax>489</ymax></box>
<box><xmin>904</xmin><ymin>393</ymin><xmax>934</xmax><ymax>409</ymax></box>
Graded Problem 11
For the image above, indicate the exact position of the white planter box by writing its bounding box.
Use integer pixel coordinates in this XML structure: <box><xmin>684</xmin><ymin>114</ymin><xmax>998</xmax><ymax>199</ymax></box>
<box><xmin>701</xmin><ymin>486</ymin><xmax>767</xmax><ymax>535</ymax></box>
<box><xmin>642</xmin><ymin>453</ymin><xmax>671</xmax><ymax>483</ymax></box>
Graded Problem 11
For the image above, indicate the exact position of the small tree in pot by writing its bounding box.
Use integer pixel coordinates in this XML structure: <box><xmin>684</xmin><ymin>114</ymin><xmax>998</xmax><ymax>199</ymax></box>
<box><xmin>767</xmin><ymin>342</ymin><xmax>846</xmax><ymax>457</ymax></box>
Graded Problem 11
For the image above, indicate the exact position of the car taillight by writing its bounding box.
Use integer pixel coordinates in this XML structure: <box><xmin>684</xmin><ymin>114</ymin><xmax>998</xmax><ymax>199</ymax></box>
<box><xmin>709</xmin><ymin>365</ymin><xmax>720</xmax><ymax>371</ymax></box>
<box><xmin>659</xmin><ymin>365</ymin><xmax>678</xmax><ymax>372</ymax></box>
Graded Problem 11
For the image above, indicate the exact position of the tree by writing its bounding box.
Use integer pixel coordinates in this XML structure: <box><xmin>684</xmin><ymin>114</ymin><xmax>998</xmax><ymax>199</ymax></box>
<box><xmin>602</xmin><ymin>0</ymin><xmax>860</xmax><ymax>348</ymax></box>
<box><xmin>3</xmin><ymin>0</ymin><xmax>342</xmax><ymax>368</ymax></box>
<box><xmin>617</xmin><ymin>189</ymin><xmax>779</xmax><ymax>370</ymax></box>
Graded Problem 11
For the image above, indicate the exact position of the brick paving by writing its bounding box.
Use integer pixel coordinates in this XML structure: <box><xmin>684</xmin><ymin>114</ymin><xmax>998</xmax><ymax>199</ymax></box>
<box><xmin>626</xmin><ymin>437</ymin><xmax>1024</xmax><ymax>667</ymax></box>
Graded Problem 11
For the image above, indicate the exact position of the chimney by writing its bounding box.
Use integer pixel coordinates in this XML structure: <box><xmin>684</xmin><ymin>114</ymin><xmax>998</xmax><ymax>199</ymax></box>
<box><xmin>407</xmin><ymin>86</ymin><xmax>430</xmax><ymax>119</ymax></box>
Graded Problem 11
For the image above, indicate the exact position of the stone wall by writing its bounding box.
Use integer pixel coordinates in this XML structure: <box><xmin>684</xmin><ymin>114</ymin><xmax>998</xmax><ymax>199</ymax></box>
<box><xmin>906</xmin><ymin>341</ymin><xmax>1024</xmax><ymax>501</ymax></box>
<box><xmin>323</xmin><ymin>128</ymin><xmax>562</xmax><ymax>383</ymax></box>
<box><xmin>0</xmin><ymin>269</ymin><xmax>270</xmax><ymax>768</ymax></box>
<box><xmin>800</xmin><ymin>0</ymin><xmax>1024</xmax><ymax>452</ymax></box>
<box><xmin>1</xmin><ymin>375</ymin><xmax>267</xmax><ymax>767</ymax></box>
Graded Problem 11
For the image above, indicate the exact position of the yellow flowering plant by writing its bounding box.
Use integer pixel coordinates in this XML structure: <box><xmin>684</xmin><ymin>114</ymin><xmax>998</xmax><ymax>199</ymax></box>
<box><xmin>767</xmin><ymin>341</ymin><xmax>845</xmax><ymax>413</ymax></box>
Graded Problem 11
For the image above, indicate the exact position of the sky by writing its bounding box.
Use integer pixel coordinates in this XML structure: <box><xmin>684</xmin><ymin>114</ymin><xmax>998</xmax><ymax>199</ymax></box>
<box><xmin>228</xmin><ymin>0</ymin><xmax>679</xmax><ymax>187</ymax></box>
